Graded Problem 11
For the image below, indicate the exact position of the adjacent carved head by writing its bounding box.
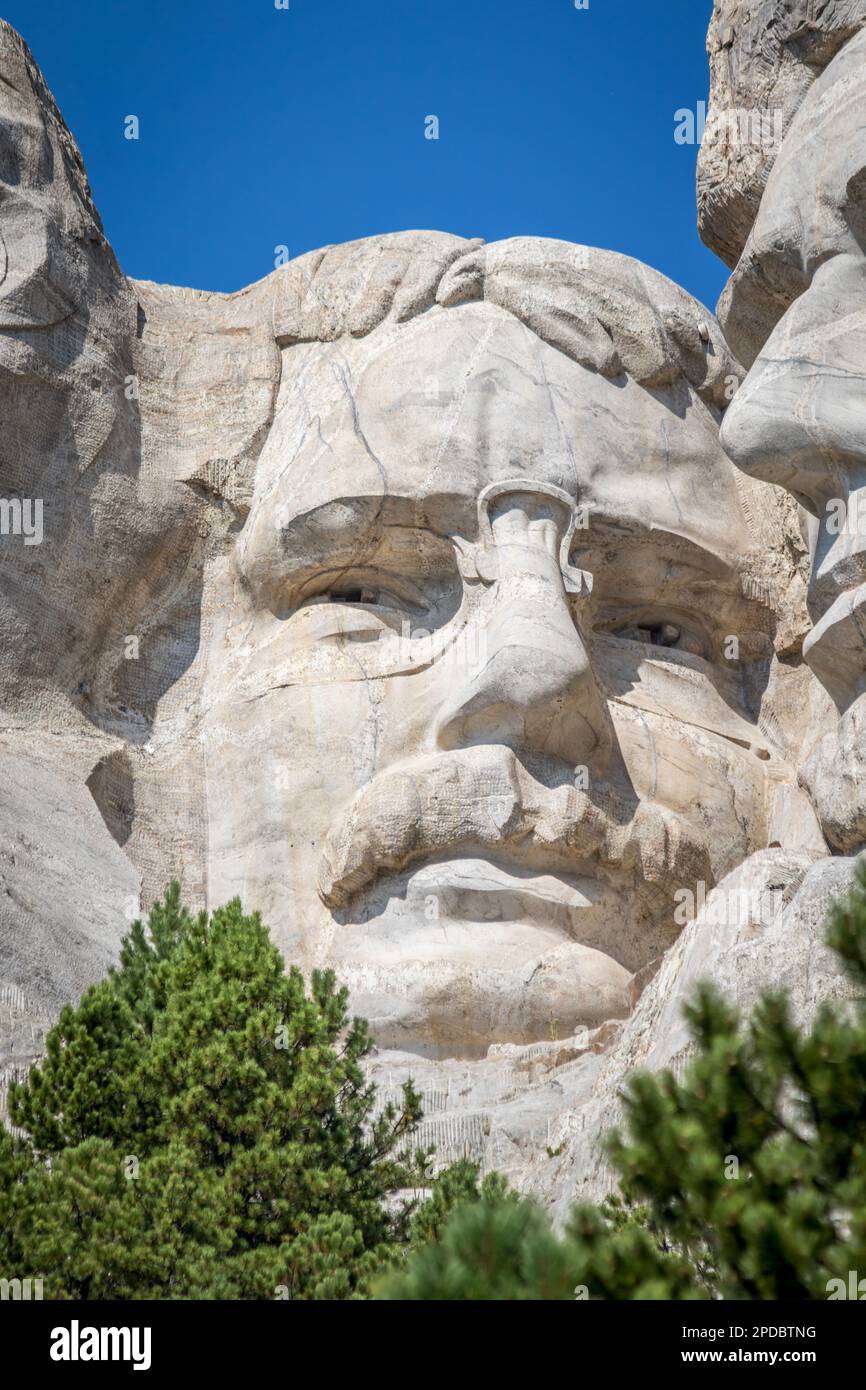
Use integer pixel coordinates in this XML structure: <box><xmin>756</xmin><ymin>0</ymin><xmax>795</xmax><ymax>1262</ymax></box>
<box><xmin>718</xmin><ymin>26</ymin><xmax>866</xmax><ymax>851</ymax></box>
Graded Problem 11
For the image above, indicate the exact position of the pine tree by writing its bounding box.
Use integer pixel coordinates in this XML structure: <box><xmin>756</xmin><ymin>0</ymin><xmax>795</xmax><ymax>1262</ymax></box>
<box><xmin>604</xmin><ymin>864</ymin><xmax>866</xmax><ymax>1300</ymax></box>
<box><xmin>7</xmin><ymin>885</ymin><xmax>424</xmax><ymax>1299</ymax></box>
<box><xmin>381</xmin><ymin>863</ymin><xmax>866</xmax><ymax>1300</ymax></box>
<box><xmin>0</xmin><ymin>1125</ymin><xmax>32</xmax><ymax>1274</ymax></box>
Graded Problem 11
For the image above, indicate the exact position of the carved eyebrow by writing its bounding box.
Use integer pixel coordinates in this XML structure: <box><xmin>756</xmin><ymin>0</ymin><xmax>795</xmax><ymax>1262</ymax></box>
<box><xmin>270</xmin><ymin>490</ymin><xmax>470</xmax><ymax>547</ymax></box>
<box><xmin>575</xmin><ymin>526</ymin><xmax>777</xmax><ymax>636</ymax></box>
<box><xmin>571</xmin><ymin>522</ymin><xmax>740</xmax><ymax>585</ymax></box>
<box><xmin>268</xmin><ymin>516</ymin><xmax>464</xmax><ymax>618</ymax></box>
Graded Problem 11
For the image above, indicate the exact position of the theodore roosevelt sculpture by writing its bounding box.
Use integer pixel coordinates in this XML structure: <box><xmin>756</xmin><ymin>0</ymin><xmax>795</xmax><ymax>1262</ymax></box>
<box><xmin>207</xmin><ymin>234</ymin><xmax>818</xmax><ymax>1056</ymax></box>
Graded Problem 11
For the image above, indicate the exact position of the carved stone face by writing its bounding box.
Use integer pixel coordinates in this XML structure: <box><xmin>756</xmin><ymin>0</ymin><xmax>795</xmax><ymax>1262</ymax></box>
<box><xmin>202</xmin><ymin>299</ymin><xmax>777</xmax><ymax>1056</ymax></box>
<box><xmin>720</xmin><ymin>29</ymin><xmax>866</xmax><ymax>849</ymax></box>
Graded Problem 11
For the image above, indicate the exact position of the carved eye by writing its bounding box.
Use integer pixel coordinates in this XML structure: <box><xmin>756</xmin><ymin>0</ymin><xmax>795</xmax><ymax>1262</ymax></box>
<box><xmin>605</xmin><ymin>618</ymin><xmax>706</xmax><ymax>658</ymax></box>
<box><xmin>311</xmin><ymin>588</ymin><xmax>385</xmax><ymax>607</ymax></box>
<box><xmin>289</xmin><ymin>582</ymin><xmax>411</xmax><ymax>647</ymax></box>
<box><xmin>616</xmin><ymin>621</ymin><xmax>680</xmax><ymax>647</ymax></box>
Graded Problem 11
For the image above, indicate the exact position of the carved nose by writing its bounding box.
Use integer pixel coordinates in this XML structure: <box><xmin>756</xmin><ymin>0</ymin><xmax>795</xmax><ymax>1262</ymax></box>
<box><xmin>436</xmin><ymin>480</ymin><xmax>612</xmax><ymax>771</ymax></box>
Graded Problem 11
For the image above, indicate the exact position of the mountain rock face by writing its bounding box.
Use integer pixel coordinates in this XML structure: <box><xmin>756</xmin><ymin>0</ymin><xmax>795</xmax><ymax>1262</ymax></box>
<box><xmin>698</xmin><ymin>0</ymin><xmax>866</xmax><ymax>268</ymax></box>
<box><xmin>0</xmin><ymin>14</ymin><xmax>860</xmax><ymax>1206</ymax></box>
<box><xmin>716</xmin><ymin>12</ymin><xmax>866</xmax><ymax>884</ymax></box>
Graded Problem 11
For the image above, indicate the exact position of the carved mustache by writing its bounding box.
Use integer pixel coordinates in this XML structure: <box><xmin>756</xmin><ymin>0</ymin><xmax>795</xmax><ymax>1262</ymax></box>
<box><xmin>317</xmin><ymin>744</ymin><xmax>711</xmax><ymax>910</ymax></box>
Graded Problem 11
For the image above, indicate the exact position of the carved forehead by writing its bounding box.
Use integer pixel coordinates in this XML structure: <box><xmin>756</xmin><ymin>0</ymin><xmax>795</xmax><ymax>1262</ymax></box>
<box><xmin>237</xmin><ymin>302</ymin><xmax>755</xmax><ymax>602</ymax></box>
<box><xmin>262</xmin><ymin>304</ymin><xmax>734</xmax><ymax>498</ymax></box>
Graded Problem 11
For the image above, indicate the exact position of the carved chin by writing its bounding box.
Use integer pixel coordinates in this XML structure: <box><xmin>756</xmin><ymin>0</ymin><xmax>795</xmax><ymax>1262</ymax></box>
<box><xmin>336</xmin><ymin>940</ymin><xmax>632</xmax><ymax>1058</ymax></box>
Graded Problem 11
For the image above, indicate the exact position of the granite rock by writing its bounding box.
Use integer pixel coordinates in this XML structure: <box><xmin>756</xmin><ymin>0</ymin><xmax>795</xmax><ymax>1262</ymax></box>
<box><xmin>698</xmin><ymin>0</ymin><xmax>866</xmax><ymax>269</ymax></box>
<box><xmin>0</xmin><ymin>16</ymin><xmax>855</xmax><ymax>1217</ymax></box>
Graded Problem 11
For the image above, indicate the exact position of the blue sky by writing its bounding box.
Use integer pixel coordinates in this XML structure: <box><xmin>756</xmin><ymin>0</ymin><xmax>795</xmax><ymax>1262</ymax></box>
<box><xmin>4</xmin><ymin>0</ymin><xmax>727</xmax><ymax>311</ymax></box>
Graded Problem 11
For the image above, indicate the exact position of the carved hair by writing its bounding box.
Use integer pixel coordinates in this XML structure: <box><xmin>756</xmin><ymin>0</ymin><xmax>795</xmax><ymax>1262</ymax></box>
<box><xmin>269</xmin><ymin>230</ymin><xmax>740</xmax><ymax>410</ymax></box>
